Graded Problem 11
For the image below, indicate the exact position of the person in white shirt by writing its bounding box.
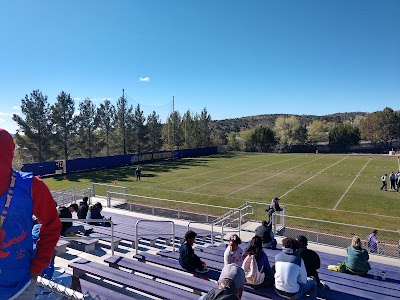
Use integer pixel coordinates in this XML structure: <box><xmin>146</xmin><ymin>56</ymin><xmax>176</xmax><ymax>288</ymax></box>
<box><xmin>224</xmin><ymin>234</ymin><xmax>243</xmax><ymax>266</ymax></box>
<box><xmin>380</xmin><ymin>174</ymin><xmax>387</xmax><ymax>191</ymax></box>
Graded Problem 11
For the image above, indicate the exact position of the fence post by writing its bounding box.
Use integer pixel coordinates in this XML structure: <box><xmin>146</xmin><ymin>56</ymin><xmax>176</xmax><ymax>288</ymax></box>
<box><xmin>238</xmin><ymin>210</ymin><xmax>241</xmax><ymax>238</ymax></box>
<box><xmin>107</xmin><ymin>191</ymin><xmax>111</xmax><ymax>208</ymax></box>
<box><xmin>91</xmin><ymin>182</ymin><xmax>95</xmax><ymax>197</ymax></box>
<box><xmin>152</xmin><ymin>199</ymin><xmax>155</xmax><ymax>215</ymax></box>
<box><xmin>206</xmin><ymin>205</ymin><xmax>209</xmax><ymax>223</ymax></box>
<box><xmin>316</xmin><ymin>220</ymin><xmax>319</xmax><ymax>243</ymax></box>
<box><xmin>273</xmin><ymin>213</ymin><xmax>277</xmax><ymax>234</ymax></box>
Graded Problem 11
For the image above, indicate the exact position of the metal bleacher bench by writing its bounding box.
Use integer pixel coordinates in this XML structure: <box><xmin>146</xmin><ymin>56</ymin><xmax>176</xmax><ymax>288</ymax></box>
<box><xmin>69</xmin><ymin>259</ymin><xmax>200</xmax><ymax>300</ymax></box>
<box><xmin>106</xmin><ymin>255</ymin><xmax>269</xmax><ymax>300</ymax></box>
<box><xmin>78</xmin><ymin>278</ymin><xmax>133</xmax><ymax>300</ymax></box>
<box><xmin>69</xmin><ymin>238</ymin><xmax>98</xmax><ymax>252</ymax></box>
<box><xmin>55</xmin><ymin>240</ymin><xmax>70</xmax><ymax>255</ymax></box>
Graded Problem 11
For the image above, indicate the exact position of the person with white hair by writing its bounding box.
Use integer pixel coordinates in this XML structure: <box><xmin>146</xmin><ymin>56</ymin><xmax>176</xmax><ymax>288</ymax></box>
<box><xmin>198</xmin><ymin>264</ymin><xmax>246</xmax><ymax>300</ymax></box>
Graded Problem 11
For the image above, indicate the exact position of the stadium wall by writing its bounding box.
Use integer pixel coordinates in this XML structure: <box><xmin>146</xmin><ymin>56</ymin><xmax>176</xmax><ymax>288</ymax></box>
<box><xmin>21</xmin><ymin>147</ymin><xmax>218</xmax><ymax>176</ymax></box>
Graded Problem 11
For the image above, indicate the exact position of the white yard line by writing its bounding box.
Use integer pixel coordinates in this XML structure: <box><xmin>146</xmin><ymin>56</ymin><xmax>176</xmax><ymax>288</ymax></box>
<box><xmin>225</xmin><ymin>157</ymin><xmax>325</xmax><ymax>196</ymax></box>
<box><xmin>279</xmin><ymin>156</ymin><xmax>349</xmax><ymax>199</ymax></box>
<box><xmin>184</xmin><ymin>155</ymin><xmax>305</xmax><ymax>192</ymax></box>
<box><xmin>333</xmin><ymin>158</ymin><xmax>372</xmax><ymax>210</ymax></box>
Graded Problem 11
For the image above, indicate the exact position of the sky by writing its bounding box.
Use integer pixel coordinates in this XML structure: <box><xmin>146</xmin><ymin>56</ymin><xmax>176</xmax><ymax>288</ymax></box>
<box><xmin>0</xmin><ymin>0</ymin><xmax>399</xmax><ymax>133</ymax></box>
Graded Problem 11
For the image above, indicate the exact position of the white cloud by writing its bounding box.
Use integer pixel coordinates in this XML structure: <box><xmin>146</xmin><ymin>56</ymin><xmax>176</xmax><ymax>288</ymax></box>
<box><xmin>12</xmin><ymin>106</ymin><xmax>21</xmax><ymax>110</ymax></box>
<box><xmin>90</xmin><ymin>97</ymin><xmax>113</xmax><ymax>102</ymax></box>
<box><xmin>73</xmin><ymin>98</ymin><xmax>81</xmax><ymax>101</ymax></box>
<box><xmin>0</xmin><ymin>112</ymin><xmax>10</xmax><ymax>116</ymax></box>
<box><xmin>0</xmin><ymin>119</ymin><xmax>5</xmax><ymax>123</ymax></box>
<box><xmin>139</xmin><ymin>77</ymin><xmax>150</xmax><ymax>82</ymax></box>
<box><xmin>12</xmin><ymin>112</ymin><xmax>20</xmax><ymax>115</ymax></box>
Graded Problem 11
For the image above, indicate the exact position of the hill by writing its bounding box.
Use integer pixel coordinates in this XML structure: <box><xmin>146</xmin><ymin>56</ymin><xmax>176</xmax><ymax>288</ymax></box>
<box><xmin>213</xmin><ymin>111</ymin><xmax>368</xmax><ymax>133</ymax></box>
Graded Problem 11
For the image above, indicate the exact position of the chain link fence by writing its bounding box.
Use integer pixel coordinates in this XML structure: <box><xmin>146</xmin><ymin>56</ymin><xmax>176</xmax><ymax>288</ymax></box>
<box><xmin>279</xmin><ymin>215</ymin><xmax>400</xmax><ymax>258</ymax></box>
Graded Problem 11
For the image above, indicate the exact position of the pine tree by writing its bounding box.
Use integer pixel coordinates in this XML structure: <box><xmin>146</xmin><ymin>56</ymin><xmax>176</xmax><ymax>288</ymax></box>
<box><xmin>76</xmin><ymin>98</ymin><xmax>99</xmax><ymax>157</ymax></box>
<box><xmin>97</xmin><ymin>99</ymin><xmax>115</xmax><ymax>155</ymax></box>
<box><xmin>12</xmin><ymin>89</ymin><xmax>53</xmax><ymax>162</ymax></box>
<box><xmin>132</xmin><ymin>104</ymin><xmax>147</xmax><ymax>153</ymax></box>
<box><xmin>146</xmin><ymin>111</ymin><xmax>163</xmax><ymax>151</ymax></box>
<box><xmin>51</xmin><ymin>91</ymin><xmax>75</xmax><ymax>159</ymax></box>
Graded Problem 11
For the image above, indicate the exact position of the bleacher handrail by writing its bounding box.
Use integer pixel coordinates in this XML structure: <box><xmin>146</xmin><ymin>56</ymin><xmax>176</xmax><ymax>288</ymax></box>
<box><xmin>135</xmin><ymin>220</ymin><xmax>175</xmax><ymax>255</ymax></box>
<box><xmin>59</xmin><ymin>218</ymin><xmax>115</xmax><ymax>256</ymax></box>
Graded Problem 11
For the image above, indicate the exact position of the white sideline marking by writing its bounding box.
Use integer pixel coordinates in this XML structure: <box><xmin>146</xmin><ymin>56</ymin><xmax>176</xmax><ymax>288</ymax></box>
<box><xmin>333</xmin><ymin>158</ymin><xmax>372</xmax><ymax>210</ymax></box>
<box><xmin>279</xmin><ymin>156</ymin><xmax>349</xmax><ymax>199</ymax></box>
<box><xmin>184</xmin><ymin>155</ymin><xmax>304</xmax><ymax>192</ymax></box>
<box><xmin>225</xmin><ymin>157</ymin><xmax>324</xmax><ymax>196</ymax></box>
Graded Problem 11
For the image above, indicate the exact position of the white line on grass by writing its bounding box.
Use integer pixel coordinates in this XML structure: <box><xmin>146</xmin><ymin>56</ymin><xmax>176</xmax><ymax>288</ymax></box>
<box><xmin>225</xmin><ymin>157</ymin><xmax>325</xmax><ymax>196</ymax></box>
<box><xmin>333</xmin><ymin>158</ymin><xmax>372</xmax><ymax>210</ymax></box>
<box><xmin>184</xmin><ymin>155</ymin><xmax>305</xmax><ymax>192</ymax></box>
<box><xmin>279</xmin><ymin>156</ymin><xmax>349</xmax><ymax>199</ymax></box>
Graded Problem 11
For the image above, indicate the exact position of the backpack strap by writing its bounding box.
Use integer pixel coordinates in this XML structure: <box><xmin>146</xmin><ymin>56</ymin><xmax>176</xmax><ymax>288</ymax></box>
<box><xmin>0</xmin><ymin>170</ymin><xmax>17</xmax><ymax>229</ymax></box>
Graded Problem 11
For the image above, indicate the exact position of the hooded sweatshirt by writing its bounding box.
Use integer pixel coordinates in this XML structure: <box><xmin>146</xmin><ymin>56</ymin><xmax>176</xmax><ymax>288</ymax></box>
<box><xmin>0</xmin><ymin>128</ymin><xmax>61</xmax><ymax>299</ymax></box>
<box><xmin>345</xmin><ymin>246</ymin><xmax>371</xmax><ymax>273</ymax></box>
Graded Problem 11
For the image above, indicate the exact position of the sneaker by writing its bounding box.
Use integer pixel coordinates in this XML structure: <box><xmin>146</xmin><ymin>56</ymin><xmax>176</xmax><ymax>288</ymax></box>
<box><xmin>84</xmin><ymin>229</ymin><xmax>93</xmax><ymax>236</ymax></box>
<box><xmin>319</xmin><ymin>281</ymin><xmax>328</xmax><ymax>289</ymax></box>
<box><xmin>195</xmin><ymin>267</ymin><xmax>209</xmax><ymax>274</ymax></box>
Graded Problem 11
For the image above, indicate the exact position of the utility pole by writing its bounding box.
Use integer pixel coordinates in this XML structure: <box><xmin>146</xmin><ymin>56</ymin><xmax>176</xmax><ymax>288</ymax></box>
<box><xmin>172</xmin><ymin>96</ymin><xmax>175</xmax><ymax>147</ymax></box>
<box><xmin>122</xmin><ymin>88</ymin><xmax>126</xmax><ymax>155</ymax></box>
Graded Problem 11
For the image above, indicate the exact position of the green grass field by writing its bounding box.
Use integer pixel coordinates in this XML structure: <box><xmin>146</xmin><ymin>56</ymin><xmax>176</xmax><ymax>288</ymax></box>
<box><xmin>44</xmin><ymin>152</ymin><xmax>400</xmax><ymax>231</ymax></box>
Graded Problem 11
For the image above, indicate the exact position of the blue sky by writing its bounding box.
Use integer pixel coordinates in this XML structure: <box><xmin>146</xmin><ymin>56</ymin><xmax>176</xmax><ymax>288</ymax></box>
<box><xmin>0</xmin><ymin>0</ymin><xmax>399</xmax><ymax>133</ymax></box>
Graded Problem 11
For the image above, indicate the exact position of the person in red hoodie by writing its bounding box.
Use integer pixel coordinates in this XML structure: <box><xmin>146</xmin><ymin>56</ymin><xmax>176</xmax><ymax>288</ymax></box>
<box><xmin>0</xmin><ymin>128</ymin><xmax>61</xmax><ymax>299</ymax></box>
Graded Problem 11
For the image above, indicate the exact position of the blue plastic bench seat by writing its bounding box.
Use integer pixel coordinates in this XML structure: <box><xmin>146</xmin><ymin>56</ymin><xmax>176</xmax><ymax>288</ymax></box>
<box><xmin>158</xmin><ymin>250</ymin><xmax>225</xmax><ymax>271</ymax></box>
<box><xmin>69</xmin><ymin>259</ymin><xmax>199</xmax><ymax>300</ymax></box>
<box><xmin>78</xmin><ymin>278</ymin><xmax>135</xmax><ymax>300</ymax></box>
<box><xmin>131</xmin><ymin>254</ymin><xmax>274</xmax><ymax>300</ymax></box>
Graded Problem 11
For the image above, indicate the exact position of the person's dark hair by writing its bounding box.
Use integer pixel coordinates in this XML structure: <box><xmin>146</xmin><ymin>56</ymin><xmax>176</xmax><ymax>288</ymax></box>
<box><xmin>297</xmin><ymin>235</ymin><xmax>308</xmax><ymax>247</ymax></box>
<box><xmin>229</xmin><ymin>234</ymin><xmax>242</xmax><ymax>245</ymax></box>
<box><xmin>69</xmin><ymin>203</ymin><xmax>79</xmax><ymax>212</ymax></box>
<box><xmin>82</xmin><ymin>196</ymin><xmax>89</xmax><ymax>203</ymax></box>
<box><xmin>94</xmin><ymin>202</ymin><xmax>103</xmax><ymax>210</ymax></box>
<box><xmin>282</xmin><ymin>237</ymin><xmax>300</xmax><ymax>250</ymax></box>
<box><xmin>372</xmin><ymin>229</ymin><xmax>377</xmax><ymax>234</ymax></box>
<box><xmin>184</xmin><ymin>230</ymin><xmax>197</xmax><ymax>241</ymax></box>
<box><xmin>244</xmin><ymin>236</ymin><xmax>262</xmax><ymax>257</ymax></box>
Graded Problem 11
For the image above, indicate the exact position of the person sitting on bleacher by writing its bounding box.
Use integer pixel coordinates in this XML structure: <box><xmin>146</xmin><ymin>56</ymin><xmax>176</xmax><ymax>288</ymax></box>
<box><xmin>255</xmin><ymin>220</ymin><xmax>277</xmax><ymax>250</ymax></box>
<box><xmin>198</xmin><ymin>264</ymin><xmax>245</xmax><ymax>300</ymax></box>
<box><xmin>274</xmin><ymin>237</ymin><xmax>317</xmax><ymax>300</ymax></box>
<box><xmin>296</xmin><ymin>236</ymin><xmax>326</xmax><ymax>289</ymax></box>
<box><xmin>179</xmin><ymin>230</ymin><xmax>207</xmax><ymax>273</ymax></box>
<box><xmin>344</xmin><ymin>236</ymin><xmax>371</xmax><ymax>276</ymax></box>
<box><xmin>59</xmin><ymin>204</ymin><xmax>90</xmax><ymax>236</ymax></box>
<box><xmin>242</xmin><ymin>236</ymin><xmax>274</xmax><ymax>287</ymax></box>
<box><xmin>77</xmin><ymin>197</ymin><xmax>89</xmax><ymax>219</ymax></box>
<box><xmin>224</xmin><ymin>234</ymin><xmax>243</xmax><ymax>266</ymax></box>
<box><xmin>87</xmin><ymin>202</ymin><xmax>111</xmax><ymax>226</ymax></box>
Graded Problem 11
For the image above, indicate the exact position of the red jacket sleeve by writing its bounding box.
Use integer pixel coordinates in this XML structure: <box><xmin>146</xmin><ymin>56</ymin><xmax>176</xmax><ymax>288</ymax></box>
<box><xmin>30</xmin><ymin>176</ymin><xmax>61</xmax><ymax>275</ymax></box>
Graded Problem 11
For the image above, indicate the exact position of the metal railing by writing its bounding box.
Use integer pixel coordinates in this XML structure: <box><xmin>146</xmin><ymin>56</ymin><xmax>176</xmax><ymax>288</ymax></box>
<box><xmin>279</xmin><ymin>215</ymin><xmax>400</xmax><ymax>258</ymax></box>
<box><xmin>135</xmin><ymin>220</ymin><xmax>175</xmax><ymax>255</ymax></box>
<box><xmin>52</xmin><ymin>187</ymin><xmax>92</xmax><ymax>207</ymax></box>
<box><xmin>107</xmin><ymin>191</ymin><xmax>233</xmax><ymax>222</ymax></box>
<box><xmin>91</xmin><ymin>182</ymin><xmax>128</xmax><ymax>198</ymax></box>
<box><xmin>59</xmin><ymin>218</ymin><xmax>115</xmax><ymax>256</ymax></box>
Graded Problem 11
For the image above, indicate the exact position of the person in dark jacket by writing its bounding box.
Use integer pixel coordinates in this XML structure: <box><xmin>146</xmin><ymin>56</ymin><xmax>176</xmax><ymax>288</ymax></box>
<box><xmin>297</xmin><ymin>235</ymin><xmax>325</xmax><ymax>288</ymax></box>
<box><xmin>344</xmin><ymin>236</ymin><xmax>371</xmax><ymax>275</ymax></box>
<box><xmin>179</xmin><ymin>230</ymin><xmax>207</xmax><ymax>272</ymax></box>
<box><xmin>59</xmin><ymin>204</ymin><xmax>90</xmax><ymax>236</ymax></box>
<box><xmin>267</xmin><ymin>197</ymin><xmax>283</xmax><ymax>223</ymax></box>
<box><xmin>87</xmin><ymin>202</ymin><xmax>111</xmax><ymax>226</ymax></box>
<box><xmin>77</xmin><ymin>197</ymin><xmax>89</xmax><ymax>219</ymax></box>
<box><xmin>198</xmin><ymin>264</ymin><xmax>246</xmax><ymax>300</ymax></box>
<box><xmin>255</xmin><ymin>220</ymin><xmax>277</xmax><ymax>249</ymax></box>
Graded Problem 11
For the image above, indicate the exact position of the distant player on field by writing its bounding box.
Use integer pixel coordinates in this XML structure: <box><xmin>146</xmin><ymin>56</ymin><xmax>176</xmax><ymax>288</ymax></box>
<box><xmin>389</xmin><ymin>172</ymin><xmax>396</xmax><ymax>190</ymax></box>
<box><xmin>135</xmin><ymin>166</ymin><xmax>141</xmax><ymax>181</ymax></box>
<box><xmin>380</xmin><ymin>174</ymin><xmax>387</xmax><ymax>191</ymax></box>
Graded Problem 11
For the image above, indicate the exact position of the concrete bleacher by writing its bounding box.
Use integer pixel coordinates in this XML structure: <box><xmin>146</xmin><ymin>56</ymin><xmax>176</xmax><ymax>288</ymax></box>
<box><xmin>50</xmin><ymin>203</ymin><xmax>400</xmax><ymax>300</ymax></box>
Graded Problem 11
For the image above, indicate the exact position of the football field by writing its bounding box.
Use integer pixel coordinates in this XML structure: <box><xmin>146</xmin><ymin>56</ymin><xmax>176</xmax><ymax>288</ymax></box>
<box><xmin>44</xmin><ymin>152</ymin><xmax>400</xmax><ymax>231</ymax></box>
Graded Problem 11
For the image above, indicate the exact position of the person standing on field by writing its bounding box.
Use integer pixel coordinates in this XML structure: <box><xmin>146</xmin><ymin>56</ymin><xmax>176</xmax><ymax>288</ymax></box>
<box><xmin>389</xmin><ymin>172</ymin><xmax>396</xmax><ymax>190</ymax></box>
<box><xmin>0</xmin><ymin>128</ymin><xmax>61</xmax><ymax>299</ymax></box>
<box><xmin>380</xmin><ymin>174</ymin><xmax>387</xmax><ymax>191</ymax></box>
<box><xmin>267</xmin><ymin>197</ymin><xmax>283</xmax><ymax>224</ymax></box>
<box><xmin>135</xmin><ymin>166</ymin><xmax>141</xmax><ymax>181</ymax></box>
